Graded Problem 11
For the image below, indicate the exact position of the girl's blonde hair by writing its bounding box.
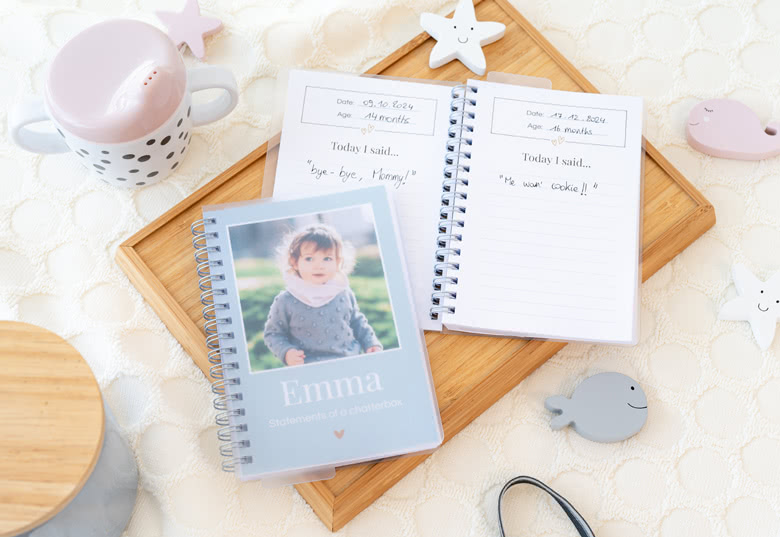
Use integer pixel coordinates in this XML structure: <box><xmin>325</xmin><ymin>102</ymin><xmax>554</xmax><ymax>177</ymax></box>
<box><xmin>278</xmin><ymin>224</ymin><xmax>356</xmax><ymax>275</ymax></box>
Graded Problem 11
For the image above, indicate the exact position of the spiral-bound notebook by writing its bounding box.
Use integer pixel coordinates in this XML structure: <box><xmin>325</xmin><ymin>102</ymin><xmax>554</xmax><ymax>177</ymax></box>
<box><xmin>192</xmin><ymin>186</ymin><xmax>442</xmax><ymax>484</ymax></box>
<box><xmin>273</xmin><ymin>70</ymin><xmax>645</xmax><ymax>344</ymax></box>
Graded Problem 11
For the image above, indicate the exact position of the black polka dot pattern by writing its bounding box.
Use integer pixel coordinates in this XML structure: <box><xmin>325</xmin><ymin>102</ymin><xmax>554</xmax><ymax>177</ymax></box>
<box><xmin>77</xmin><ymin>108</ymin><xmax>194</xmax><ymax>187</ymax></box>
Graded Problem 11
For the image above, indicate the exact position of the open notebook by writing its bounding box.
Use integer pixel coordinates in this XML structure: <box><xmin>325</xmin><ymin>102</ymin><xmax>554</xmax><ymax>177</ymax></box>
<box><xmin>273</xmin><ymin>70</ymin><xmax>644</xmax><ymax>344</ymax></box>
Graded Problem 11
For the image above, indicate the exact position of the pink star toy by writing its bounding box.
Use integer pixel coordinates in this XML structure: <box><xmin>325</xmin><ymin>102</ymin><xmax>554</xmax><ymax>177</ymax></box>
<box><xmin>156</xmin><ymin>0</ymin><xmax>222</xmax><ymax>60</ymax></box>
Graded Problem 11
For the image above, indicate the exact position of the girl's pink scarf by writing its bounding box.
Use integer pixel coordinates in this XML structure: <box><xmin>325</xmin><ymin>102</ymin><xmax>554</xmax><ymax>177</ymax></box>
<box><xmin>283</xmin><ymin>270</ymin><xmax>349</xmax><ymax>307</ymax></box>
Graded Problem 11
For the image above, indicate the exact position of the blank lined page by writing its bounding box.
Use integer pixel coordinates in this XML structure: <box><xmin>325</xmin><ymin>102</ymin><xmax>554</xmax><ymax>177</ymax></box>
<box><xmin>272</xmin><ymin>70</ymin><xmax>454</xmax><ymax>330</ymax></box>
<box><xmin>446</xmin><ymin>80</ymin><xmax>644</xmax><ymax>344</ymax></box>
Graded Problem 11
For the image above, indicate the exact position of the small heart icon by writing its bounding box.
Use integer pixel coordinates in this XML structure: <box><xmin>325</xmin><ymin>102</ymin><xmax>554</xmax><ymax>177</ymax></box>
<box><xmin>334</xmin><ymin>429</ymin><xmax>345</xmax><ymax>439</ymax></box>
<box><xmin>360</xmin><ymin>127</ymin><xmax>366</xmax><ymax>135</ymax></box>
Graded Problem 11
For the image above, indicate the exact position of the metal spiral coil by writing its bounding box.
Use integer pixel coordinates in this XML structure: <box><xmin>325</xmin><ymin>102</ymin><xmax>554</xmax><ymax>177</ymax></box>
<box><xmin>216</xmin><ymin>408</ymin><xmax>245</xmax><ymax>426</ymax></box>
<box><xmin>209</xmin><ymin>346</ymin><xmax>235</xmax><ymax>365</ymax></box>
<box><xmin>202</xmin><ymin>302</ymin><xmax>230</xmax><ymax>321</ymax></box>
<box><xmin>431</xmin><ymin>290</ymin><xmax>457</xmax><ymax>304</ymax></box>
<box><xmin>211</xmin><ymin>377</ymin><xmax>240</xmax><ymax>396</ymax></box>
<box><xmin>222</xmin><ymin>455</ymin><xmax>253</xmax><ymax>472</ymax></box>
<box><xmin>437</xmin><ymin>233</ymin><xmax>462</xmax><ymax>248</ymax></box>
<box><xmin>192</xmin><ymin>218</ymin><xmax>250</xmax><ymax>473</ymax></box>
<box><xmin>214</xmin><ymin>392</ymin><xmax>243</xmax><ymax>411</ymax></box>
<box><xmin>201</xmin><ymin>288</ymin><xmax>229</xmax><ymax>306</ymax></box>
<box><xmin>197</xmin><ymin>259</ymin><xmax>223</xmax><ymax>278</ymax></box>
<box><xmin>433</xmin><ymin>275</ymin><xmax>458</xmax><ymax>291</ymax></box>
<box><xmin>430</xmin><ymin>84</ymin><xmax>475</xmax><ymax>321</ymax></box>
<box><xmin>199</xmin><ymin>273</ymin><xmax>225</xmax><ymax>292</ymax></box>
<box><xmin>220</xmin><ymin>440</ymin><xmax>250</xmax><ymax>457</ymax></box>
<box><xmin>217</xmin><ymin>424</ymin><xmax>247</xmax><ymax>442</ymax></box>
<box><xmin>209</xmin><ymin>360</ymin><xmax>239</xmax><ymax>379</ymax></box>
<box><xmin>204</xmin><ymin>317</ymin><xmax>231</xmax><ymax>336</ymax></box>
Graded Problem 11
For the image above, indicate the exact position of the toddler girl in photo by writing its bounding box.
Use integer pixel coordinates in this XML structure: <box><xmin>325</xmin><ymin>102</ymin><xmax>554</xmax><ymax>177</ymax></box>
<box><xmin>264</xmin><ymin>225</ymin><xmax>382</xmax><ymax>366</ymax></box>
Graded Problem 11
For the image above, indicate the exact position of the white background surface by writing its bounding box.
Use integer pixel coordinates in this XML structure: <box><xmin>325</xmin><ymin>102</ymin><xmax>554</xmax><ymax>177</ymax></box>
<box><xmin>2</xmin><ymin>0</ymin><xmax>780</xmax><ymax>536</ymax></box>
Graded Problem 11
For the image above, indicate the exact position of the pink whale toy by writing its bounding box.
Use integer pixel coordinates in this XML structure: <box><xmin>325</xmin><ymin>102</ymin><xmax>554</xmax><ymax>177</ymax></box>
<box><xmin>687</xmin><ymin>99</ymin><xmax>780</xmax><ymax>160</ymax></box>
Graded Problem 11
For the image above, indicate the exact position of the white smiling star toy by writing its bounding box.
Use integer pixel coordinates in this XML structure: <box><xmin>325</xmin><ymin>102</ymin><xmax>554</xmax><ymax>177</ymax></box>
<box><xmin>719</xmin><ymin>264</ymin><xmax>780</xmax><ymax>350</ymax></box>
<box><xmin>420</xmin><ymin>0</ymin><xmax>505</xmax><ymax>76</ymax></box>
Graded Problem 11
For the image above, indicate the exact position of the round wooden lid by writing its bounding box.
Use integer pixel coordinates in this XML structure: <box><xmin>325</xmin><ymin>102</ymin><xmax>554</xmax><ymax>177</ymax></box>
<box><xmin>0</xmin><ymin>321</ymin><xmax>104</xmax><ymax>537</ymax></box>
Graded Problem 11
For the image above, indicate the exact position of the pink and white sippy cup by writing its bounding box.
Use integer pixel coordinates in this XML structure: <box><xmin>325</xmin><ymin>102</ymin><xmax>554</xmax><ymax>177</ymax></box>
<box><xmin>9</xmin><ymin>19</ymin><xmax>238</xmax><ymax>188</ymax></box>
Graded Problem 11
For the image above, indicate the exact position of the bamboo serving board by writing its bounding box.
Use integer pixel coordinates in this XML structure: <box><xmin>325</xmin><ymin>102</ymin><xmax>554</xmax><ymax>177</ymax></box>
<box><xmin>117</xmin><ymin>0</ymin><xmax>715</xmax><ymax>531</ymax></box>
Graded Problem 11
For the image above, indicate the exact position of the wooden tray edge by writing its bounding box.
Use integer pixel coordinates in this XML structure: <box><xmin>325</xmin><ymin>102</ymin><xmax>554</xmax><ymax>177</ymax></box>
<box><xmin>122</xmin><ymin>142</ymin><xmax>270</xmax><ymax>247</ymax></box>
<box><xmin>116</xmin><ymin>245</ymin><xmax>209</xmax><ymax>365</ymax></box>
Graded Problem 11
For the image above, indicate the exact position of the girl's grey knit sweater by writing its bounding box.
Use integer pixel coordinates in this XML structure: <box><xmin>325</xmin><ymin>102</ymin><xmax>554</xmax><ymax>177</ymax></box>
<box><xmin>263</xmin><ymin>289</ymin><xmax>382</xmax><ymax>364</ymax></box>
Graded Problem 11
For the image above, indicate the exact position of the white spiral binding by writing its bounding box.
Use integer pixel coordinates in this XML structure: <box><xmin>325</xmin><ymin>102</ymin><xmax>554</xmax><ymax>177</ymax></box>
<box><xmin>430</xmin><ymin>84</ymin><xmax>476</xmax><ymax>320</ymax></box>
<box><xmin>191</xmin><ymin>218</ymin><xmax>252</xmax><ymax>472</ymax></box>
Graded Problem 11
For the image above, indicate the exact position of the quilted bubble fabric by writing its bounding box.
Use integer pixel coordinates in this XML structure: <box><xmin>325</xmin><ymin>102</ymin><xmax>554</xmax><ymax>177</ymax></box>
<box><xmin>2</xmin><ymin>0</ymin><xmax>780</xmax><ymax>536</ymax></box>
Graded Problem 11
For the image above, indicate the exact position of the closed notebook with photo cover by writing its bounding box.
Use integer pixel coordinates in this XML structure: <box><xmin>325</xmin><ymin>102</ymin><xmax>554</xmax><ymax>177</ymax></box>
<box><xmin>272</xmin><ymin>70</ymin><xmax>644</xmax><ymax>344</ymax></box>
<box><xmin>193</xmin><ymin>185</ymin><xmax>443</xmax><ymax>484</ymax></box>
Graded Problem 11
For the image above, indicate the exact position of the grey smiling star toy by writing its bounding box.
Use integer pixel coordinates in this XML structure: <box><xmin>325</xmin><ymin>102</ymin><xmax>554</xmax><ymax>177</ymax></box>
<box><xmin>545</xmin><ymin>372</ymin><xmax>648</xmax><ymax>443</ymax></box>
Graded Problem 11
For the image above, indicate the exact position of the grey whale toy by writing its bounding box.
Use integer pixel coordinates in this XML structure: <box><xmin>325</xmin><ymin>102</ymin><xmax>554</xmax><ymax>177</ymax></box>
<box><xmin>545</xmin><ymin>372</ymin><xmax>648</xmax><ymax>443</ymax></box>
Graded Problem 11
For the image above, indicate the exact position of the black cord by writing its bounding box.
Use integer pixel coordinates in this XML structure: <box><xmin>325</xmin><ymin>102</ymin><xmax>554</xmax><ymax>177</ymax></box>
<box><xmin>498</xmin><ymin>476</ymin><xmax>596</xmax><ymax>537</ymax></box>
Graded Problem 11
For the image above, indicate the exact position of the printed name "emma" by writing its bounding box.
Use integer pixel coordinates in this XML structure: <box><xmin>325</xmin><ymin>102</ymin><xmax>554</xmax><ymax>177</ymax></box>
<box><xmin>281</xmin><ymin>373</ymin><xmax>384</xmax><ymax>407</ymax></box>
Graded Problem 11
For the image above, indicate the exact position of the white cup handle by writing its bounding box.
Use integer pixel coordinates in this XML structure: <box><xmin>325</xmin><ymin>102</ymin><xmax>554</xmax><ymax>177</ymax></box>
<box><xmin>187</xmin><ymin>66</ymin><xmax>239</xmax><ymax>128</ymax></box>
<box><xmin>9</xmin><ymin>97</ymin><xmax>70</xmax><ymax>154</ymax></box>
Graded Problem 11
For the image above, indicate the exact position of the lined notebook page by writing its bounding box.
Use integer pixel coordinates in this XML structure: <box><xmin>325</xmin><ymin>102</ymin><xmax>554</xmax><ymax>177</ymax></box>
<box><xmin>273</xmin><ymin>70</ymin><xmax>454</xmax><ymax>330</ymax></box>
<box><xmin>446</xmin><ymin>80</ymin><xmax>644</xmax><ymax>344</ymax></box>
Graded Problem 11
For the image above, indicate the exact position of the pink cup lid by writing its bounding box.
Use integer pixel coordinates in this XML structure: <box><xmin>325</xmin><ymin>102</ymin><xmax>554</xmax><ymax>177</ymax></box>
<box><xmin>45</xmin><ymin>20</ymin><xmax>187</xmax><ymax>144</ymax></box>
